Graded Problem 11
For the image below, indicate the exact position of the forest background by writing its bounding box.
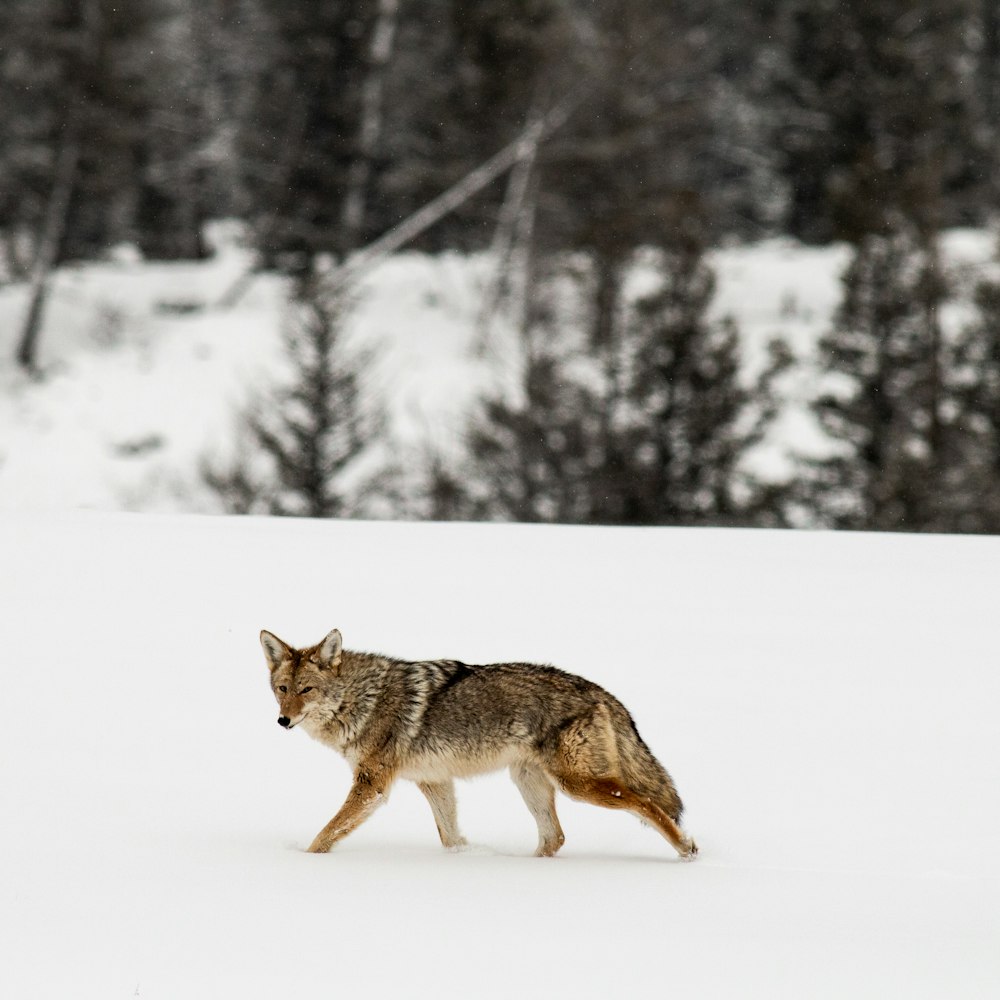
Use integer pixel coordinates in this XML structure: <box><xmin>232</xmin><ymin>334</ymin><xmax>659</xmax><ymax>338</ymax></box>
<box><xmin>5</xmin><ymin>0</ymin><xmax>1000</xmax><ymax>532</ymax></box>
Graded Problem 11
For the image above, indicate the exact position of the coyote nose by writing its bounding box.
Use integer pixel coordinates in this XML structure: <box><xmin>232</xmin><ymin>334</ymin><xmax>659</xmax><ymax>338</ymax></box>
<box><xmin>277</xmin><ymin>716</ymin><xmax>291</xmax><ymax>728</ymax></box>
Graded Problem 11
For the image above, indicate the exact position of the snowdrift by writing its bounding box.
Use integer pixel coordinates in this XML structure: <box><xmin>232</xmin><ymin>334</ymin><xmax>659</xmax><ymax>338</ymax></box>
<box><xmin>2</xmin><ymin>512</ymin><xmax>997</xmax><ymax>998</ymax></box>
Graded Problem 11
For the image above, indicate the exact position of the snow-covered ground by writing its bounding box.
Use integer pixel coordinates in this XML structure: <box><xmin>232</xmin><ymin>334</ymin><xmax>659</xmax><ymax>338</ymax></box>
<box><xmin>3</xmin><ymin>227</ymin><xmax>994</xmax><ymax>514</ymax></box>
<box><xmin>2</xmin><ymin>512</ymin><xmax>998</xmax><ymax>998</ymax></box>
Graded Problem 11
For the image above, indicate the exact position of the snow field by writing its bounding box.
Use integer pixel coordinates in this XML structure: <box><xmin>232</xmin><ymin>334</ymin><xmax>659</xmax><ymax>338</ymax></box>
<box><xmin>2</xmin><ymin>512</ymin><xmax>998</xmax><ymax>997</ymax></box>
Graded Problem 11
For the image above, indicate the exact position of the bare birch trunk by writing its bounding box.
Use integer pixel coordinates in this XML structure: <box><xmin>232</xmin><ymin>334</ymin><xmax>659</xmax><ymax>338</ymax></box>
<box><xmin>17</xmin><ymin>0</ymin><xmax>100</xmax><ymax>372</ymax></box>
<box><xmin>16</xmin><ymin>132</ymin><xmax>80</xmax><ymax>373</ymax></box>
<box><xmin>217</xmin><ymin>87</ymin><xmax>581</xmax><ymax>309</ymax></box>
<box><xmin>340</xmin><ymin>0</ymin><xmax>401</xmax><ymax>252</ymax></box>
<box><xmin>333</xmin><ymin>97</ymin><xmax>574</xmax><ymax>287</ymax></box>
<box><xmin>474</xmin><ymin>113</ymin><xmax>541</xmax><ymax>355</ymax></box>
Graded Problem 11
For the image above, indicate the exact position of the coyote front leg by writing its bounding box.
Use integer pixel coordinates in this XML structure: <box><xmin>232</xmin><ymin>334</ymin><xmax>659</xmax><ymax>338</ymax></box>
<box><xmin>418</xmin><ymin>780</ymin><xmax>467</xmax><ymax>850</ymax></box>
<box><xmin>307</xmin><ymin>768</ymin><xmax>394</xmax><ymax>853</ymax></box>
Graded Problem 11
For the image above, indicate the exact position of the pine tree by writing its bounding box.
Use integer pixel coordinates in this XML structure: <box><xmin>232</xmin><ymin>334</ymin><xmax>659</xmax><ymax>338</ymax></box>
<box><xmin>763</xmin><ymin>0</ymin><xmax>979</xmax><ymax>242</ymax></box>
<box><xmin>237</xmin><ymin>0</ymin><xmax>390</xmax><ymax>264</ymax></box>
<box><xmin>808</xmin><ymin>220</ymin><xmax>953</xmax><ymax>530</ymax></box>
<box><xmin>614</xmin><ymin>244</ymin><xmax>791</xmax><ymax>525</ymax></box>
<box><xmin>468</xmin><ymin>350</ymin><xmax>603</xmax><ymax>523</ymax></box>
<box><xmin>941</xmin><ymin>270</ymin><xmax>1000</xmax><ymax>532</ymax></box>
<box><xmin>206</xmin><ymin>277</ymin><xmax>385</xmax><ymax>518</ymax></box>
<box><xmin>467</xmin><ymin>241</ymin><xmax>789</xmax><ymax>527</ymax></box>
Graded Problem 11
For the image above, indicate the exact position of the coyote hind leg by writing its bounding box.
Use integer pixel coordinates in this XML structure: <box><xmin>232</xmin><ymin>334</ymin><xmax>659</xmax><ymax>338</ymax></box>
<box><xmin>554</xmin><ymin>773</ymin><xmax>697</xmax><ymax>860</ymax></box>
<box><xmin>510</xmin><ymin>763</ymin><xmax>565</xmax><ymax>857</ymax></box>
<box><xmin>418</xmin><ymin>780</ymin><xmax>467</xmax><ymax>850</ymax></box>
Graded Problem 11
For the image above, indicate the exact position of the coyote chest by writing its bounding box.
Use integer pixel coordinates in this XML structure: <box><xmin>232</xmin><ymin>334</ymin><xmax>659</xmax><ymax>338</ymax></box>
<box><xmin>260</xmin><ymin>627</ymin><xmax>698</xmax><ymax>860</ymax></box>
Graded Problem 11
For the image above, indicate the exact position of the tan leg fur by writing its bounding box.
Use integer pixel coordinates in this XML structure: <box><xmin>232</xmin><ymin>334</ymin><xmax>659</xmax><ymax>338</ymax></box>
<box><xmin>307</xmin><ymin>768</ymin><xmax>394</xmax><ymax>853</ymax></box>
<box><xmin>418</xmin><ymin>780</ymin><xmax>467</xmax><ymax>849</ymax></box>
<box><xmin>510</xmin><ymin>763</ymin><xmax>565</xmax><ymax>857</ymax></box>
<box><xmin>542</xmin><ymin>702</ymin><xmax>698</xmax><ymax>859</ymax></box>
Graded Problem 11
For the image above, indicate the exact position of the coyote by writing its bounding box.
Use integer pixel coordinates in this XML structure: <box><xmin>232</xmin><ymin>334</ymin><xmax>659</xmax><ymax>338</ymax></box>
<box><xmin>260</xmin><ymin>628</ymin><xmax>697</xmax><ymax>859</ymax></box>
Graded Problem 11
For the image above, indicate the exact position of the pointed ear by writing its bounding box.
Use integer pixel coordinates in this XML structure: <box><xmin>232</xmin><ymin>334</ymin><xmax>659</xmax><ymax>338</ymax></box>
<box><xmin>260</xmin><ymin>630</ymin><xmax>291</xmax><ymax>673</ymax></box>
<box><xmin>318</xmin><ymin>628</ymin><xmax>343</xmax><ymax>667</ymax></box>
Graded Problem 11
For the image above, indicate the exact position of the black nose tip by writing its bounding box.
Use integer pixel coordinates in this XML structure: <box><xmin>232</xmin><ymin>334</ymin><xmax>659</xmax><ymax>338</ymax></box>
<box><xmin>277</xmin><ymin>716</ymin><xmax>291</xmax><ymax>728</ymax></box>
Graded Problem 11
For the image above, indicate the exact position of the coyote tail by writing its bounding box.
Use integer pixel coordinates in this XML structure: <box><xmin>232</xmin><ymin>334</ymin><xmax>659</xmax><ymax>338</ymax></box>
<box><xmin>611</xmin><ymin>704</ymin><xmax>684</xmax><ymax>822</ymax></box>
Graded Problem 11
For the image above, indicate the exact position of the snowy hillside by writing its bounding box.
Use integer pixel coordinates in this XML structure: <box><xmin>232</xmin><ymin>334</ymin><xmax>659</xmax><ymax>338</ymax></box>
<box><xmin>2</xmin><ymin>512</ymin><xmax>998</xmax><ymax>998</ymax></box>
<box><xmin>2</xmin><ymin>228</ymin><xmax>994</xmax><ymax>514</ymax></box>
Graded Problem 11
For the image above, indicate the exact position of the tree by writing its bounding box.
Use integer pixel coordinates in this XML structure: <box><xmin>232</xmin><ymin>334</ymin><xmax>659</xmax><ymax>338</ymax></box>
<box><xmin>532</xmin><ymin>0</ymin><xmax>708</xmax><ymax>262</ymax></box>
<box><xmin>7</xmin><ymin>0</ymin><xmax>100</xmax><ymax>371</ymax></box>
<box><xmin>236</xmin><ymin>0</ymin><xmax>395</xmax><ymax>265</ymax></box>
<box><xmin>466</xmin><ymin>238</ymin><xmax>790</xmax><ymax>527</ymax></box>
<box><xmin>939</xmin><ymin>269</ymin><xmax>1000</xmax><ymax>532</ymax></box>
<box><xmin>130</xmin><ymin>0</ymin><xmax>259</xmax><ymax>260</ymax></box>
<box><xmin>808</xmin><ymin>219</ymin><xmax>953</xmax><ymax>530</ymax></box>
<box><xmin>5</xmin><ymin>0</ymin><xmax>202</xmax><ymax>369</ymax></box>
<box><xmin>205</xmin><ymin>277</ymin><xmax>387</xmax><ymax>518</ymax></box>
<box><xmin>611</xmin><ymin>243</ymin><xmax>791</xmax><ymax>526</ymax></box>
<box><xmin>374</xmin><ymin>0</ymin><xmax>560</xmax><ymax>251</ymax></box>
<box><xmin>467</xmin><ymin>351</ymin><xmax>603</xmax><ymax>524</ymax></box>
<box><xmin>762</xmin><ymin>0</ymin><xmax>979</xmax><ymax>242</ymax></box>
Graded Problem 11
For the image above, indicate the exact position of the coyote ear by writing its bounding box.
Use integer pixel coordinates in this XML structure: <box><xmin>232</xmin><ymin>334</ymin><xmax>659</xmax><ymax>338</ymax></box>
<box><xmin>318</xmin><ymin>628</ymin><xmax>343</xmax><ymax>667</ymax></box>
<box><xmin>260</xmin><ymin>630</ymin><xmax>291</xmax><ymax>672</ymax></box>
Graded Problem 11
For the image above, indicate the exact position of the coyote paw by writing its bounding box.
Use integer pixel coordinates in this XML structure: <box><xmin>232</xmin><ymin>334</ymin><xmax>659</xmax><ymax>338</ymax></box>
<box><xmin>535</xmin><ymin>841</ymin><xmax>564</xmax><ymax>858</ymax></box>
<box><xmin>679</xmin><ymin>839</ymin><xmax>699</xmax><ymax>861</ymax></box>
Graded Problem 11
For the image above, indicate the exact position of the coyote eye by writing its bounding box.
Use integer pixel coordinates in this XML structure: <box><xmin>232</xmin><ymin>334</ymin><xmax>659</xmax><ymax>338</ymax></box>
<box><xmin>299</xmin><ymin>687</ymin><xmax>313</xmax><ymax>695</ymax></box>
<box><xmin>278</xmin><ymin>685</ymin><xmax>287</xmax><ymax>693</ymax></box>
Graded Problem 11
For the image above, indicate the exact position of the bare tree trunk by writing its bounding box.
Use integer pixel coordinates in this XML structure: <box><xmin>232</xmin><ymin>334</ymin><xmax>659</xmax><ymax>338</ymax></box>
<box><xmin>216</xmin><ymin>100</ymin><xmax>309</xmax><ymax>308</ymax></box>
<box><xmin>332</xmin><ymin>95</ymin><xmax>577</xmax><ymax>289</ymax></box>
<box><xmin>982</xmin><ymin>0</ymin><xmax>1000</xmax><ymax>141</ymax></box>
<box><xmin>17</xmin><ymin>0</ymin><xmax>102</xmax><ymax>372</ymax></box>
<box><xmin>16</xmin><ymin>131</ymin><xmax>80</xmax><ymax>373</ymax></box>
<box><xmin>515</xmin><ymin>180</ymin><xmax>542</xmax><ymax>354</ymax></box>
<box><xmin>921</xmin><ymin>237</ymin><xmax>945</xmax><ymax>475</ymax></box>
<box><xmin>474</xmin><ymin>111</ymin><xmax>541</xmax><ymax>355</ymax></box>
<box><xmin>591</xmin><ymin>250</ymin><xmax>622</xmax><ymax>351</ymax></box>
<box><xmin>1</xmin><ymin>230</ymin><xmax>31</xmax><ymax>281</ymax></box>
<box><xmin>340</xmin><ymin>0</ymin><xmax>401</xmax><ymax>252</ymax></box>
<box><xmin>216</xmin><ymin>82</ymin><xmax>583</xmax><ymax>309</ymax></box>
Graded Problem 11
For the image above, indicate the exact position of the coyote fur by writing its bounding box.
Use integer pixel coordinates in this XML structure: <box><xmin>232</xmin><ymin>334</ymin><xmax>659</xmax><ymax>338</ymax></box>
<box><xmin>260</xmin><ymin>628</ymin><xmax>697</xmax><ymax>859</ymax></box>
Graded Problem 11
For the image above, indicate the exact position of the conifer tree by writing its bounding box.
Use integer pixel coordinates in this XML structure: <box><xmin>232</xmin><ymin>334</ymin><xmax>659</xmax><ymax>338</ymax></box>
<box><xmin>809</xmin><ymin>220</ymin><xmax>953</xmax><ymax>530</ymax></box>
<box><xmin>468</xmin><ymin>350</ymin><xmax>603</xmax><ymax>523</ymax></box>
<box><xmin>468</xmin><ymin>240</ymin><xmax>789</xmax><ymax>527</ymax></box>
<box><xmin>206</xmin><ymin>277</ymin><xmax>385</xmax><ymax>518</ymax></box>
<box><xmin>238</xmin><ymin>0</ymin><xmax>389</xmax><ymax>263</ymax></box>
<box><xmin>763</xmin><ymin>0</ymin><xmax>978</xmax><ymax>242</ymax></box>
<box><xmin>614</xmin><ymin>243</ymin><xmax>790</xmax><ymax>526</ymax></box>
<box><xmin>941</xmin><ymin>271</ymin><xmax>1000</xmax><ymax>532</ymax></box>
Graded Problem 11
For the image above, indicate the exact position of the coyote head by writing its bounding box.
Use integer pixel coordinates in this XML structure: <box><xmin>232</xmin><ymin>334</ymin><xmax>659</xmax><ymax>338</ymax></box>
<box><xmin>259</xmin><ymin>628</ymin><xmax>343</xmax><ymax>729</ymax></box>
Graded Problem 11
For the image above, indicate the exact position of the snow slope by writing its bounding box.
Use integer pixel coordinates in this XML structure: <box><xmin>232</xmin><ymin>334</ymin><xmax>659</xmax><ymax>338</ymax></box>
<box><xmin>2</xmin><ymin>228</ymin><xmax>994</xmax><ymax>514</ymax></box>
<box><xmin>3</xmin><ymin>512</ymin><xmax>997</xmax><ymax>998</ymax></box>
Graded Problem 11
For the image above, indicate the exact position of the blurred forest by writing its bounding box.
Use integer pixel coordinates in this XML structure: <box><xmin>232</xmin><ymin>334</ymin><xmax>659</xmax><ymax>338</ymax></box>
<box><xmin>4</xmin><ymin>0</ymin><xmax>1000</xmax><ymax>532</ymax></box>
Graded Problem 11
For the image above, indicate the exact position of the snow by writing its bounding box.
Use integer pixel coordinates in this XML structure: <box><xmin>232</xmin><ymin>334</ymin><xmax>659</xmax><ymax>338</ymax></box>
<box><xmin>7</xmin><ymin>230</ymin><xmax>996</xmax><ymax>515</ymax></box>
<box><xmin>2</xmin><ymin>511</ymin><xmax>998</xmax><ymax>998</ymax></box>
<box><xmin>2</xmin><ymin>230</ymin><xmax>999</xmax><ymax>993</ymax></box>
<box><xmin>3</xmin><ymin>228</ymin><xmax>998</xmax><ymax>514</ymax></box>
